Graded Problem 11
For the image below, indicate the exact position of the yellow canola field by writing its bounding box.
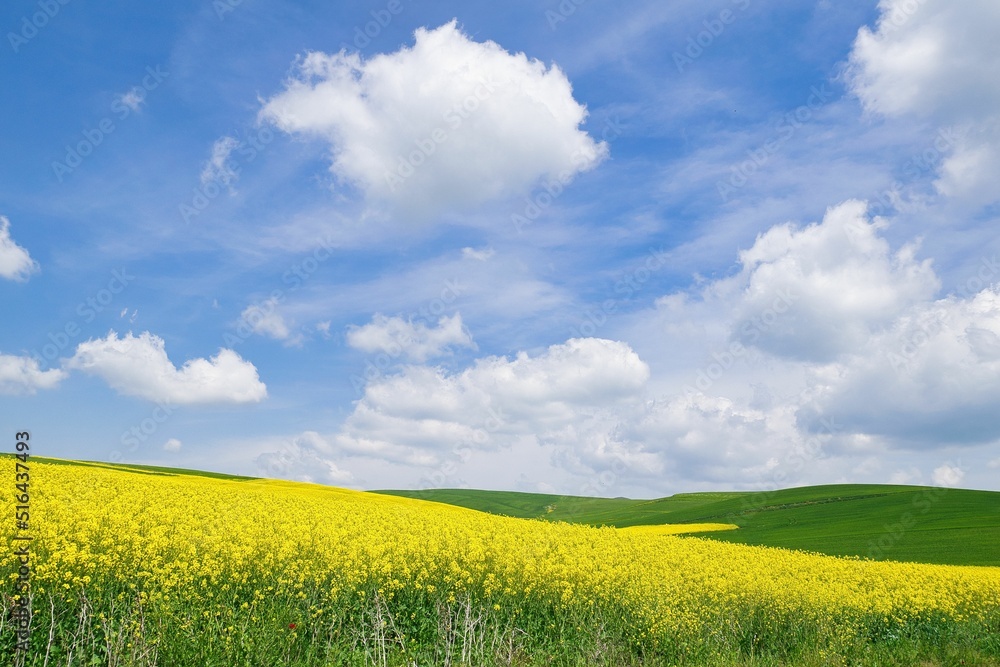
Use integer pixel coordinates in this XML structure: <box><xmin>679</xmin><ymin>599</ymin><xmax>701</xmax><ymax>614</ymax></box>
<box><xmin>618</xmin><ymin>523</ymin><xmax>738</xmax><ymax>535</ymax></box>
<box><xmin>5</xmin><ymin>459</ymin><xmax>1000</xmax><ymax>647</ymax></box>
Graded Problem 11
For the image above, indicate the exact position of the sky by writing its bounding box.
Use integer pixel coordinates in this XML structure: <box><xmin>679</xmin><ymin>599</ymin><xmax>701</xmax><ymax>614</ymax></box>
<box><xmin>2</xmin><ymin>0</ymin><xmax>1000</xmax><ymax>498</ymax></box>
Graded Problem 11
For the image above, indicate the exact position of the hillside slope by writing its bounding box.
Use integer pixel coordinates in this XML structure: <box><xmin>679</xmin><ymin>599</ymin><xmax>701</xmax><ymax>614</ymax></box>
<box><xmin>375</xmin><ymin>484</ymin><xmax>1000</xmax><ymax>566</ymax></box>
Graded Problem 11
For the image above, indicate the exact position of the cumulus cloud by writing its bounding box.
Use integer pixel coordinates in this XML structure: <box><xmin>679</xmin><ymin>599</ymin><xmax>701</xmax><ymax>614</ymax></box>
<box><xmin>333</xmin><ymin>338</ymin><xmax>649</xmax><ymax>468</ymax></box>
<box><xmin>66</xmin><ymin>331</ymin><xmax>267</xmax><ymax>404</ymax></box>
<box><xmin>201</xmin><ymin>136</ymin><xmax>240</xmax><ymax>187</ymax></box>
<box><xmin>849</xmin><ymin>0</ymin><xmax>1000</xmax><ymax>119</ymax></box>
<box><xmin>848</xmin><ymin>0</ymin><xmax>1000</xmax><ymax>205</ymax></box>
<box><xmin>163</xmin><ymin>438</ymin><xmax>183</xmax><ymax>452</ymax></box>
<box><xmin>328</xmin><ymin>332</ymin><xmax>837</xmax><ymax>492</ymax></box>
<box><xmin>800</xmin><ymin>285</ymin><xmax>1000</xmax><ymax>445</ymax></box>
<box><xmin>255</xmin><ymin>431</ymin><xmax>354</xmax><ymax>485</ymax></box>
<box><xmin>932</xmin><ymin>463</ymin><xmax>964</xmax><ymax>487</ymax></box>
<box><xmin>278</xmin><ymin>197</ymin><xmax>1000</xmax><ymax>492</ymax></box>
<box><xmin>727</xmin><ymin>200</ymin><xmax>938</xmax><ymax>362</ymax></box>
<box><xmin>346</xmin><ymin>313</ymin><xmax>475</xmax><ymax>362</ymax></box>
<box><xmin>612</xmin><ymin>394</ymin><xmax>809</xmax><ymax>485</ymax></box>
<box><xmin>0</xmin><ymin>354</ymin><xmax>66</xmax><ymax>394</ymax></box>
<box><xmin>0</xmin><ymin>216</ymin><xmax>39</xmax><ymax>282</ymax></box>
<box><xmin>642</xmin><ymin>200</ymin><xmax>1000</xmax><ymax>453</ymax></box>
<box><xmin>259</xmin><ymin>20</ymin><xmax>607</xmax><ymax>217</ymax></box>
<box><xmin>633</xmin><ymin>198</ymin><xmax>1000</xmax><ymax>479</ymax></box>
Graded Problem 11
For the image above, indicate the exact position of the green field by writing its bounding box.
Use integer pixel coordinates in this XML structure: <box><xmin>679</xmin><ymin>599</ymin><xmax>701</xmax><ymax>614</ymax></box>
<box><xmin>375</xmin><ymin>484</ymin><xmax>1000</xmax><ymax>567</ymax></box>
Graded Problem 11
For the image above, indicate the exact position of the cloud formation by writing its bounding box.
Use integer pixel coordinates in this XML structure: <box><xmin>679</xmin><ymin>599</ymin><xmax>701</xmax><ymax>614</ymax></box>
<box><xmin>340</xmin><ymin>338</ymin><xmax>647</xmax><ymax>461</ymax></box>
<box><xmin>0</xmin><ymin>354</ymin><xmax>66</xmax><ymax>394</ymax></box>
<box><xmin>849</xmin><ymin>0</ymin><xmax>1000</xmax><ymax>206</ymax></box>
<box><xmin>0</xmin><ymin>216</ymin><xmax>39</xmax><ymax>282</ymax></box>
<box><xmin>67</xmin><ymin>331</ymin><xmax>267</xmax><ymax>404</ymax></box>
<box><xmin>260</xmin><ymin>20</ymin><xmax>607</xmax><ymax>217</ymax></box>
<box><xmin>800</xmin><ymin>284</ymin><xmax>1000</xmax><ymax>445</ymax></box>
<box><xmin>200</xmin><ymin>136</ymin><xmax>241</xmax><ymax>187</ymax></box>
<box><xmin>932</xmin><ymin>463</ymin><xmax>964</xmax><ymax>487</ymax></box>
<box><xmin>610</xmin><ymin>199</ymin><xmax>1000</xmax><ymax>488</ymax></box>
<box><xmin>259</xmin><ymin>338</ymin><xmax>650</xmax><ymax>486</ymax></box>
<box><xmin>265</xmin><ymin>200</ymin><xmax>1000</xmax><ymax>493</ymax></box>
<box><xmin>346</xmin><ymin>313</ymin><xmax>475</xmax><ymax>362</ymax></box>
<box><xmin>728</xmin><ymin>200</ymin><xmax>938</xmax><ymax>362</ymax></box>
<box><xmin>255</xmin><ymin>431</ymin><xmax>354</xmax><ymax>485</ymax></box>
<box><xmin>240</xmin><ymin>299</ymin><xmax>292</xmax><ymax>341</ymax></box>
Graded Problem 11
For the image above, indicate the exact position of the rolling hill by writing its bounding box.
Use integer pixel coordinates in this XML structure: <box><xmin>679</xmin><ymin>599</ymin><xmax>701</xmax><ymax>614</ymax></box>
<box><xmin>375</xmin><ymin>484</ymin><xmax>1000</xmax><ymax>566</ymax></box>
<box><xmin>18</xmin><ymin>457</ymin><xmax>997</xmax><ymax>566</ymax></box>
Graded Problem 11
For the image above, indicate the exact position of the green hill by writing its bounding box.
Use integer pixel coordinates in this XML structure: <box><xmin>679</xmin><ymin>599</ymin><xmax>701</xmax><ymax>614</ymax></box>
<box><xmin>374</xmin><ymin>484</ymin><xmax>1000</xmax><ymax>567</ymax></box>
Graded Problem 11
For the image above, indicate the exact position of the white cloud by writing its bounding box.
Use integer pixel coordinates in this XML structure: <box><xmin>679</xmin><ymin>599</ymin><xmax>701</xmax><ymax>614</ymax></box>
<box><xmin>849</xmin><ymin>0</ymin><xmax>1000</xmax><ymax>119</ymax></box>
<box><xmin>611</xmin><ymin>393</ymin><xmax>809</xmax><ymax>485</ymax></box>
<box><xmin>259</xmin><ymin>196</ymin><xmax>1000</xmax><ymax>493</ymax></box>
<box><xmin>800</xmin><ymin>285</ymin><xmax>1000</xmax><ymax>445</ymax></box>
<box><xmin>260</xmin><ymin>21</ymin><xmax>607</xmax><ymax>217</ymax></box>
<box><xmin>117</xmin><ymin>88</ymin><xmax>145</xmax><ymax>113</ymax></box>
<box><xmin>163</xmin><ymin>438</ymin><xmax>183</xmax><ymax>452</ymax></box>
<box><xmin>0</xmin><ymin>354</ymin><xmax>66</xmax><ymax>394</ymax></box>
<box><xmin>0</xmin><ymin>216</ymin><xmax>39</xmax><ymax>282</ymax></box>
<box><xmin>462</xmin><ymin>246</ymin><xmax>495</xmax><ymax>261</ymax></box>
<box><xmin>200</xmin><ymin>136</ymin><xmax>240</xmax><ymax>187</ymax></box>
<box><xmin>255</xmin><ymin>431</ymin><xmax>354</xmax><ymax>485</ymax></box>
<box><xmin>328</xmin><ymin>332</ymin><xmax>843</xmax><ymax>492</ymax></box>
<box><xmin>631</xmin><ymin>198</ymin><xmax>1000</xmax><ymax>472</ymax></box>
<box><xmin>931</xmin><ymin>463</ymin><xmax>964</xmax><ymax>487</ymax></box>
<box><xmin>727</xmin><ymin>200</ymin><xmax>938</xmax><ymax>362</ymax></box>
<box><xmin>848</xmin><ymin>0</ymin><xmax>1000</xmax><ymax>206</ymax></box>
<box><xmin>346</xmin><ymin>313</ymin><xmax>475</xmax><ymax>362</ymax></box>
<box><xmin>240</xmin><ymin>298</ymin><xmax>291</xmax><ymax>341</ymax></box>
<box><xmin>66</xmin><ymin>331</ymin><xmax>267</xmax><ymax>404</ymax></box>
<box><xmin>334</xmin><ymin>338</ymin><xmax>650</xmax><ymax>469</ymax></box>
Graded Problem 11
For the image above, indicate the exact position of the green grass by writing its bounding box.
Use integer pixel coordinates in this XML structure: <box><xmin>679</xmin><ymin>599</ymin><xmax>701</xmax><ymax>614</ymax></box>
<box><xmin>374</xmin><ymin>484</ymin><xmax>1000</xmax><ymax>566</ymax></box>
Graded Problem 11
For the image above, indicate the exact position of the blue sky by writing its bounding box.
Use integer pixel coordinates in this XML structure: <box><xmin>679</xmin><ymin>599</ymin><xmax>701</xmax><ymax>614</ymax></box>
<box><xmin>3</xmin><ymin>0</ymin><xmax>1000</xmax><ymax>497</ymax></box>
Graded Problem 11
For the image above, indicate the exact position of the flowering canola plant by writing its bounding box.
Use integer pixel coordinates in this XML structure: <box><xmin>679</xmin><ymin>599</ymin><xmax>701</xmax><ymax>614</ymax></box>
<box><xmin>3</xmin><ymin>458</ymin><xmax>1000</xmax><ymax>663</ymax></box>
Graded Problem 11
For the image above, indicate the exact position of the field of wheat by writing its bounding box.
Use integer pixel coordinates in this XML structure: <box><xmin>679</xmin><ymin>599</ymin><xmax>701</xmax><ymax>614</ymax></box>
<box><xmin>3</xmin><ymin>458</ymin><xmax>999</xmax><ymax>666</ymax></box>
